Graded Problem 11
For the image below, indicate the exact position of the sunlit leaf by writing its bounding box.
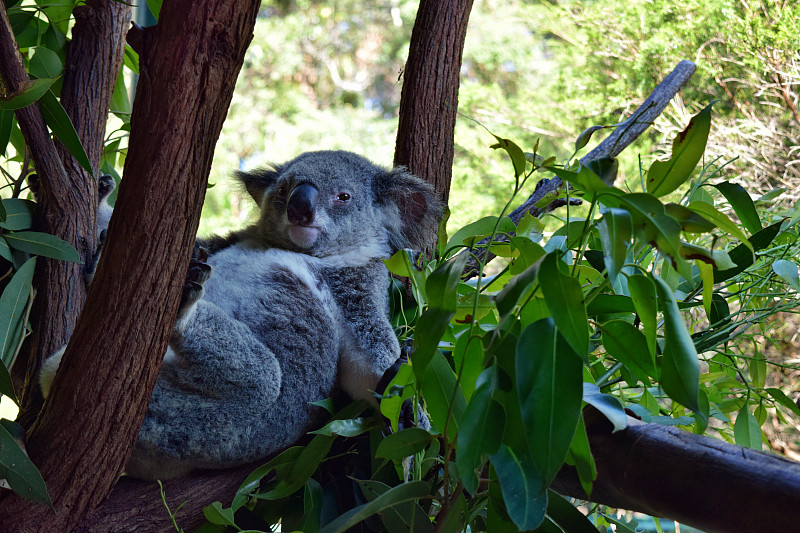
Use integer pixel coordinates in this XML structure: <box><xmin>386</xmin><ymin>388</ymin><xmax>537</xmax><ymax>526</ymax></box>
<box><xmin>646</xmin><ymin>102</ymin><xmax>713</xmax><ymax>197</ymax></box>
<box><xmin>550</xmin><ymin>165</ymin><xmax>609</xmax><ymax>195</ymax></box>
<box><xmin>582</xmin><ymin>383</ymin><xmax>627</xmax><ymax>432</ymax></box>
<box><xmin>687</xmin><ymin>200</ymin><xmax>753</xmax><ymax>253</ymax></box>
<box><xmin>574</xmin><ymin>125</ymin><xmax>605</xmax><ymax>151</ymax></box>
<box><xmin>734</xmin><ymin>406</ymin><xmax>761</xmax><ymax>451</ymax></box>
<box><xmin>490</xmin><ymin>136</ymin><xmax>527</xmax><ymax>178</ymax></box>
<box><xmin>664</xmin><ymin>203</ymin><xmax>716</xmax><ymax>233</ymax></box>
<box><xmin>653</xmin><ymin>276</ymin><xmax>700</xmax><ymax>412</ymax></box>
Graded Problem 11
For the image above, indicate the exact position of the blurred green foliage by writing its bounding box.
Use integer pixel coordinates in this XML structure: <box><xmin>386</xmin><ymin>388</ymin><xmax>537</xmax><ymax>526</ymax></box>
<box><xmin>203</xmin><ymin>0</ymin><xmax>798</xmax><ymax>238</ymax></box>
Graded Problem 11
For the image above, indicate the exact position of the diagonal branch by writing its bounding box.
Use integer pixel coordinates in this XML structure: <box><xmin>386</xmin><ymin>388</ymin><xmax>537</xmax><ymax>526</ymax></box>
<box><xmin>463</xmin><ymin>60</ymin><xmax>697</xmax><ymax>277</ymax></box>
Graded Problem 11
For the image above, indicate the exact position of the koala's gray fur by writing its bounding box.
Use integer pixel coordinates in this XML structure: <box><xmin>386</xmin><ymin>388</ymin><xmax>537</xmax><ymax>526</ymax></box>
<box><xmin>40</xmin><ymin>150</ymin><xmax>441</xmax><ymax>479</ymax></box>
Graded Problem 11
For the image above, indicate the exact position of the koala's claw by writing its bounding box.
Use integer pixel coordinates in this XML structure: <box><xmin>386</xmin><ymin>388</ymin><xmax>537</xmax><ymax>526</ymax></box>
<box><xmin>179</xmin><ymin>281</ymin><xmax>204</xmax><ymax>315</ymax></box>
<box><xmin>178</xmin><ymin>255</ymin><xmax>212</xmax><ymax>317</ymax></box>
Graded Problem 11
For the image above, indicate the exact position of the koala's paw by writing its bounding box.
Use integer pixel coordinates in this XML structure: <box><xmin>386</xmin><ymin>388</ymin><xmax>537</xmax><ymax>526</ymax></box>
<box><xmin>177</xmin><ymin>253</ymin><xmax>212</xmax><ymax>319</ymax></box>
<box><xmin>27</xmin><ymin>173</ymin><xmax>40</xmax><ymax>200</ymax></box>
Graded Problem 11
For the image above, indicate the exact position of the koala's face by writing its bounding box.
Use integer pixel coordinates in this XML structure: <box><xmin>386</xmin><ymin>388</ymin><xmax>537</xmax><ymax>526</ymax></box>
<box><xmin>240</xmin><ymin>151</ymin><xmax>395</xmax><ymax>259</ymax></box>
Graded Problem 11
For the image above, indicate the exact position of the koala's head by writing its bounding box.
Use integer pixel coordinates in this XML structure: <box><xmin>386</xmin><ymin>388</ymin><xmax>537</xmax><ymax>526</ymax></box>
<box><xmin>237</xmin><ymin>151</ymin><xmax>442</xmax><ymax>260</ymax></box>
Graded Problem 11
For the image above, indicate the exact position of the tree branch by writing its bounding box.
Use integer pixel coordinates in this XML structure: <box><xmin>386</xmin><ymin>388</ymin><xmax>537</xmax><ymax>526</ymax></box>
<box><xmin>463</xmin><ymin>60</ymin><xmax>697</xmax><ymax>277</ymax></box>
<box><xmin>553</xmin><ymin>410</ymin><xmax>800</xmax><ymax>533</ymax></box>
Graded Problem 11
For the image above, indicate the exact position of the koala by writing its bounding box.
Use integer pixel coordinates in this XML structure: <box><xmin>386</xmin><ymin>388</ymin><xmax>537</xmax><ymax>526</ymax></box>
<box><xmin>40</xmin><ymin>150</ymin><xmax>441</xmax><ymax>479</ymax></box>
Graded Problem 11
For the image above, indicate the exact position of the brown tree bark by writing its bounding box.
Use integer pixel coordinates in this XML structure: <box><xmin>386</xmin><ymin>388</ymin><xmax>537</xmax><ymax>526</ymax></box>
<box><xmin>393</xmin><ymin>0</ymin><xmax>474</xmax><ymax>211</ymax></box>
<box><xmin>553</xmin><ymin>410</ymin><xmax>800</xmax><ymax>533</ymax></box>
<box><xmin>15</xmin><ymin>0</ymin><xmax>132</xmax><ymax>429</ymax></box>
<box><xmin>0</xmin><ymin>1</ymin><xmax>261</xmax><ymax>530</ymax></box>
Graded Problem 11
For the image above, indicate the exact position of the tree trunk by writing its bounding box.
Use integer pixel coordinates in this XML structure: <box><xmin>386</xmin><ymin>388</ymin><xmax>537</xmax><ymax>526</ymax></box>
<box><xmin>15</xmin><ymin>0</ymin><xmax>132</xmax><ymax>429</ymax></box>
<box><xmin>553</xmin><ymin>409</ymin><xmax>800</xmax><ymax>533</ymax></box>
<box><xmin>393</xmin><ymin>0</ymin><xmax>473</xmax><ymax>211</ymax></box>
<box><xmin>0</xmin><ymin>1</ymin><xmax>260</xmax><ymax>530</ymax></box>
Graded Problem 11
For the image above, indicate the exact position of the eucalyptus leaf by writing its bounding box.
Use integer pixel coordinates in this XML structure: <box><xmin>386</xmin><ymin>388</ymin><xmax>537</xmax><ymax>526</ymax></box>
<box><xmin>4</xmin><ymin>231</ymin><xmax>79</xmax><ymax>262</ymax></box>
<box><xmin>490</xmin><ymin>135</ymin><xmax>527</xmax><ymax>178</ymax></box>
<box><xmin>516</xmin><ymin>318</ymin><xmax>583</xmax><ymax>487</ymax></box>
<box><xmin>38</xmin><ymin>90</ymin><xmax>94</xmax><ymax>176</ymax></box>
<box><xmin>597</xmin><ymin>208</ymin><xmax>631</xmax><ymax>288</ymax></box>
<box><xmin>0</xmin><ymin>77</ymin><xmax>57</xmax><ymax>110</ymax></box>
<box><xmin>713</xmin><ymin>181</ymin><xmax>761</xmax><ymax>234</ymax></box>
<box><xmin>601</xmin><ymin>320</ymin><xmax>655</xmax><ymax>384</ymax></box>
<box><xmin>0</xmin><ymin>109</ymin><xmax>13</xmax><ymax>156</ymax></box>
<box><xmin>0</xmin><ymin>422</ymin><xmax>52</xmax><ymax>507</ymax></box>
<box><xmin>489</xmin><ymin>444</ymin><xmax>548</xmax><ymax>530</ymax></box>
<box><xmin>319</xmin><ymin>481</ymin><xmax>430</xmax><ymax>533</ymax></box>
<box><xmin>28</xmin><ymin>47</ymin><xmax>63</xmax><ymax>78</ymax></box>
<box><xmin>0</xmin><ymin>257</ymin><xmax>35</xmax><ymax>368</ymax></box>
<box><xmin>734</xmin><ymin>406</ymin><xmax>762</xmax><ymax>451</ymax></box>
<box><xmin>582</xmin><ymin>383</ymin><xmax>627</xmax><ymax>432</ymax></box>
<box><xmin>653</xmin><ymin>275</ymin><xmax>700</xmax><ymax>412</ymax></box>
<box><xmin>422</xmin><ymin>350</ymin><xmax>467</xmax><ymax>438</ymax></box>
<box><xmin>538</xmin><ymin>253</ymin><xmax>589</xmax><ymax>359</ymax></box>
<box><xmin>627</xmin><ymin>274</ymin><xmax>657</xmax><ymax>359</ymax></box>
<box><xmin>375</xmin><ymin>427</ymin><xmax>432</xmax><ymax>462</ymax></box>
<box><xmin>0</xmin><ymin>199</ymin><xmax>35</xmax><ymax>231</ymax></box>
<box><xmin>550</xmin><ymin>165</ymin><xmax>609</xmax><ymax>195</ymax></box>
<box><xmin>772</xmin><ymin>260</ymin><xmax>800</xmax><ymax>291</ymax></box>
<box><xmin>202</xmin><ymin>501</ymin><xmax>237</xmax><ymax>527</ymax></box>
<box><xmin>646</xmin><ymin>102</ymin><xmax>713</xmax><ymax>197</ymax></box>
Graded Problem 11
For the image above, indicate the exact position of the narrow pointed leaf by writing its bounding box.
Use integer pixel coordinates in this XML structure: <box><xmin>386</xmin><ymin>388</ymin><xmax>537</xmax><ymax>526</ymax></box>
<box><xmin>0</xmin><ymin>77</ymin><xmax>57</xmax><ymax>110</ymax></box>
<box><xmin>421</xmin><ymin>351</ymin><xmax>467</xmax><ymax>438</ymax></box>
<box><xmin>538</xmin><ymin>253</ymin><xmax>589</xmax><ymax>358</ymax></box>
<box><xmin>647</xmin><ymin>102</ymin><xmax>713</xmax><ymax>197</ymax></box>
<box><xmin>490</xmin><ymin>444</ymin><xmax>548</xmax><ymax>530</ymax></box>
<box><xmin>713</xmin><ymin>182</ymin><xmax>761</xmax><ymax>234</ymax></box>
<box><xmin>601</xmin><ymin>320</ymin><xmax>654</xmax><ymax>384</ymax></box>
<box><xmin>597</xmin><ymin>208</ymin><xmax>631</xmax><ymax>287</ymax></box>
<box><xmin>687</xmin><ymin>200</ymin><xmax>753</xmax><ymax>253</ymax></box>
<box><xmin>0</xmin><ymin>258</ymin><xmax>35</xmax><ymax>367</ymax></box>
<box><xmin>376</xmin><ymin>427</ymin><xmax>432</xmax><ymax>462</ymax></box>
<box><xmin>653</xmin><ymin>276</ymin><xmax>700</xmax><ymax>412</ymax></box>
<box><xmin>626</xmin><ymin>274</ymin><xmax>657</xmax><ymax>359</ymax></box>
<box><xmin>734</xmin><ymin>406</ymin><xmax>762</xmax><ymax>451</ymax></box>
<box><xmin>38</xmin><ymin>90</ymin><xmax>93</xmax><ymax>175</ymax></box>
<box><xmin>319</xmin><ymin>481</ymin><xmax>430</xmax><ymax>533</ymax></box>
<box><xmin>0</xmin><ymin>421</ymin><xmax>52</xmax><ymax>507</ymax></box>
<box><xmin>491</xmin><ymin>136</ymin><xmax>527</xmax><ymax>178</ymax></box>
<box><xmin>4</xmin><ymin>231</ymin><xmax>79</xmax><ymax>262</ymax></box>
<box><xmin>516</xmin><ymin>318</ymin><xmax>583</xmax><ymax>487</ymax></box>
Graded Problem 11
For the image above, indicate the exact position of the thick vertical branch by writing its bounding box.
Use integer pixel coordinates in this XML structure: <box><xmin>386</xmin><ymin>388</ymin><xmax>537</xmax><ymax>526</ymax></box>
<box><xmin>393</xmin><ymin>0</ymin><xmax>474</xmax><ymax>209</ymax></box>
<box><xmin>17</xmin><ymin>0</ymin><xmax>131</xmax><ymax>428</ymax></box>
<box><xmin>0</xmin><ymin>1</ymin><xmax>261</xmax><ymax>530</ymax></box>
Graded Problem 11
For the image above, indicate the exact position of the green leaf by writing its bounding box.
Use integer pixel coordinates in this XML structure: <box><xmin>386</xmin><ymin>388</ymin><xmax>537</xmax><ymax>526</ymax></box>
<box><xmin>0</xmin><ymin>257</ymin><xmax>35</xmax><ymax>368</ymax></box>
<box><xmin>546</xmin><ymin>490</ymin><xmax>599</xmax><ymax>533</ymax></box>
<box><xmin>379</xmin><ymin>363</ymin><xmax>415</xmax><ymax>432</ymax></box>
<box><xmin>445</xmin><ymin>215</ymin><xmax>515</xmax><ymax>252</ymax></box>
<box><xmin>516</xmin><ymin>318</ymin><xmax>583</xmax><ymax>487</ymax></box>
<box><xmin>490</xmin><ymin>136</ymin><xmax>527</xmax><ymax>178</ymax></box>
<box><xmin>0</xmin><ymin>78</ymin><xmax>57</xmax><ymax>110</ymax></box>
<box><xmin>0</xmin><ymin>109</ymin><xmax>13</xmax><ymax>156</ymax></box>
<box><xmin>538</xmin><ymin>253</ymin><xmax>589</xmax><ymax>359</ymax></box>
<box><xmin>426</xmin><ymin>253</ymin><xmax>467</xmax><ymax>311</ymax></box>
<box><xmin>574</xmin><ymin>125</ymin><xmax>605</xmax><ymax>151</ymax></box>
<box><xmin>319</xmin><ymin>481</ymin><xmax>430</xmax><ymax>533</ymax></box>
<box><xmin>39</xmin><ymin>90</ymin><xmax>94</xmax><ymax>176</ymax></box>
<box><xmin>146</xmin><ymin>0</ymin><xmax>162</xmax><ymax>20</ymax></box>
<box><xmin>375</xmin><ymin>427</ymin><xmax>432</xmax><ymax>462</ymax></box>
<box><xmin>734</xmin><ymin>406</ymin><xmax>762</xmax><ymax>451</ymax></box>
<box><xmin>495</xmin><ymin>257</ymin><xmax>544</xmax><ymax>317</ymax></box>
<box><xmin>0</xmin><ymin>421</ymin><xmax>52</xmax><ymax>507</ymax></box>
<box><xmin>584</xmin><ymin>157</ymin><xmax>619</xmax><ymax>186</ymax></box>
<box><xmin>202</xmin><ymin>501</ymin><xmax>237</xmax><ymax>527</ymax></box>
<box><xmin>713</xmin><ymin>181</ymin><xmax>761</xmax><ymax>234</ymax></box>
<box><xmin>309</xmin><ymin>416</ymin><xmax>381</xmax><ymax>437</ymax></box>
<box><xmin>28</xmin><ymin>47</ymin><xmax>63</xmax><ymax>78</ymax></box>
<box><xmin>565</xmin><ymin>413</ymin><xmax>596</xmax><ymax>496</ymax></box>
<box><xmin>687</xmin><ymin>200</ymin><xmax>753</xmax><ymax>253</ymax></box>
<box><xmin>231</xmin><ymin>446</ymin><xmax>304</xmax><ymax>510</ymax></box>
<box><xmin>421</xmin><ymin>351</ymin><xmax>467</xmax><ymax>438</ymax></box>
<box><xmin>607</xmin><ymin>192</ymin><xmax>687</xmax><ymax>277</ymax></box>
<box><xmin>714</xmin><ymin>220</ymin><xmax>782</xmax><ymax>283</ymax></box>
<box><xmin>456</xmin><ymin>368</ymin><xmax>506</xmax><ymax>494</ymax></box>
<box><xmin>601</xmin><ymin>320</ymin><xmax>654</xmax><ymax>385</ymax></box>
<box><xmin>0</xmin><ymin>199</ymin><xmax>35</xmax><ymax>231</ymax></box>
<box><xmin>625</xmin><ymin>274</ymin><xmax>657</xmax><ymax>358</ymax></box>
<box><xmin>646</xmin><ymin>102</ymin><xmax>713</xmax><ymax>197</ymax></box>
<box><xmin>452</xmin><ymin>333</ymin><xmax>483</xmax><ymax>400</ymax></box>
<box><xmin>582</xmin><ymin>383</ymin><xmax>627</xmax><ymax>432</ymax></box>
<box><xmin>772</xmin><ymin>260</ymin><xmax>800</xmax><ymax>291</ymax></box>
<box><xmin>550</xmin><ymin>165</ymin><xmax>609</xmax><ymax>195</ymax></box>
<box><xmin>4</xmin><ymin>231</ymin><xmax>79</xmax><ymax>262</ymax></box>
<box><xmin>653</xmin><ymin>275</ymin><xmax>700</xmax><ymax>412</ymax></box>
<box><xmin>766</xmin><ymin>388</ymin><xmax>800</xmax><ymax>418</ymax></box>
<box><xmin>596</xmin><ymin>208</ymin><xmax>631</xmax><ymax>288</ymax></box>
<box><xmin>258</xmin><ymin>435</ymin><xmax>334</xmax><ymax>499</ymax></box>
<box><xmin>357</xmin><ymin>480</ymin><xmax>435</xmax><ymax>533</ymax></box>
<box><xmin>664</xmin><ymin>203</ymin><xmax>716</xmax><ymax>233</ymax></box>
<box><xmin>490</xmin><ymin>444</ymin><xmax>548</xmax><ymax>530</ymax></box>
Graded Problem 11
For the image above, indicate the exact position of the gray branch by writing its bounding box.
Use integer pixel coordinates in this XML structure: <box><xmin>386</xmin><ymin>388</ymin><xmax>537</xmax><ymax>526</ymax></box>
<box><xmin>463</xmin><ymin>60</ymin><xmax>696</xmax><ymax>277</ymax></box>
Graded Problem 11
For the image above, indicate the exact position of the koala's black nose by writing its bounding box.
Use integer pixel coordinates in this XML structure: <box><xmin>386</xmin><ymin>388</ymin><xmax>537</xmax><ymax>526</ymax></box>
<box><xmin>287</xmin><ymin>183</ymin><xmax>319</xmax><ymax>225</ymax></box>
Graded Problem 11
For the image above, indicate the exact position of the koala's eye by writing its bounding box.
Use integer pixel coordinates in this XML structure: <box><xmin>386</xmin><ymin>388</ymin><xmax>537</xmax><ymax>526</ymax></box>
<box><xmin>335</xmin><ymin>192</ymin><xmax>351</xmax><ymax>203</ymax></box>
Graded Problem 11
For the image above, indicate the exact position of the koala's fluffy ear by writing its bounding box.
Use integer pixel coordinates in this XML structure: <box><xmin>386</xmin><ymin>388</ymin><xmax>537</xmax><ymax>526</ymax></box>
<box><xmin>376</xmin><ymin>167</ymin><xmax>443</xmax><ymax>252</ymax></box>
<box><xmin>236</xmin><ymin>166</ymin><xmax>282</xmax><ymax>205</ymax></box>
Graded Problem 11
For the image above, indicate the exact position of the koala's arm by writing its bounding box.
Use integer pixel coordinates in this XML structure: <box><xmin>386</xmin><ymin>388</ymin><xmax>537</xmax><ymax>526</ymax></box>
<box><xmin>325</xmin><ymin>261</ymin><xmax>400</xmax><ymax>402</ymax></box>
